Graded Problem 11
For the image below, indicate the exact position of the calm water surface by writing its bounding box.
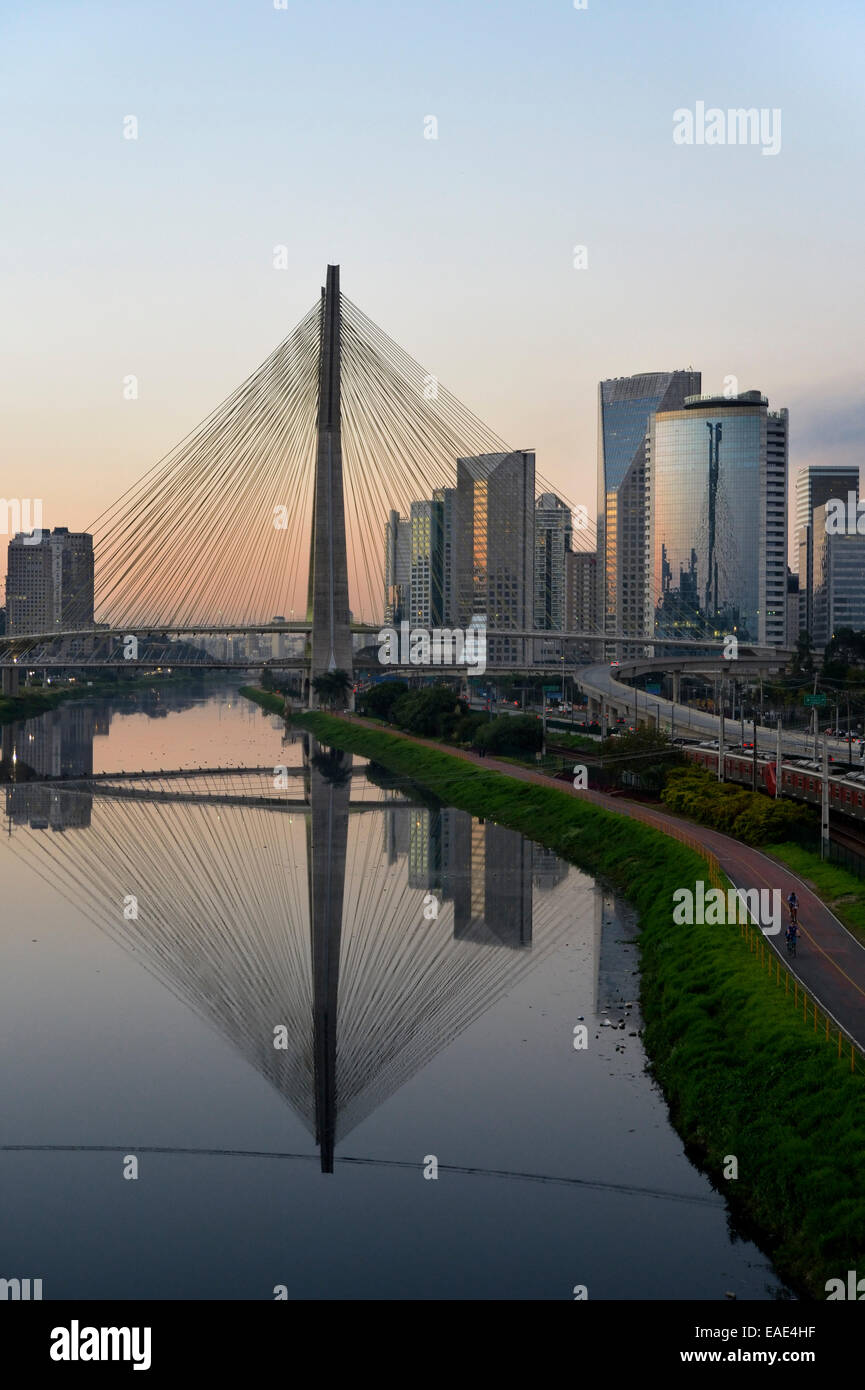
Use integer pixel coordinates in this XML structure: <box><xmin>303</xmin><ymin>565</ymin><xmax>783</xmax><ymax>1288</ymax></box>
<box><xmin>0</xmin><ymin>685</ymin><xmax>788</xmax><ymax>1299</ymax></box>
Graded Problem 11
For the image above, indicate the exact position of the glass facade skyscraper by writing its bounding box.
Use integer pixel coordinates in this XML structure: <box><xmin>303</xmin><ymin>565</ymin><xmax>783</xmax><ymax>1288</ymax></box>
<box><xmin>409</xmin><ymin>499</ymin><xmax>441</xmax><ymax>628</ymax></box>
<box><xmin>597</xmin><ymin>370</ymin><xmax>701</xmax><ymax>651</ymax></box>
<box><xmin>383</xmin><ymin>508</ymin><xmax>411</xmax><ymax>624</ymax></box>
<box><xmin>432</xmin><ymin>486</ymin><xmax>457</xmax><ymax>628</ymax></box>
<box><xmin>812</xmin><ymin>502</ymin><xmax>865</xmax><ymax>647</ymax></box>
<box><xmin>793</xmin><ymin>465</ymin><xmax>860</xmax><ymax>636</ymax></box>
<box><xmin>647</xmin><ymin>391</ymin><xmax>788</xmax><ymax>647</ymax></box>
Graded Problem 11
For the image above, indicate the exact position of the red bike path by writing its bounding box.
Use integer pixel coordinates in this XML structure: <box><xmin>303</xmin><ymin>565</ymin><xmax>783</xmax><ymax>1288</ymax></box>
<box><xmin>336</xmin><ymin>715</ymin><xmax>865</xmax><ymax>1051</ymax></box>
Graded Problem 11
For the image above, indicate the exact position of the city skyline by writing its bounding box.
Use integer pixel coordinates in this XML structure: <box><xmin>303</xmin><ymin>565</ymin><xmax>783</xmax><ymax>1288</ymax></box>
<box><xmin>4</xmin><ymin>0</ymin><xmax>865</xmax><ymax>1327</ymax></box>
<box><xmin>1</xmin><ymin>0</ymin><xmax>863</xmax><ymax>579</ymax></box>
<box><xmin>4</xmin><ymin>404</ymin><xmax>861</xmax><ymax>653</ymax></box>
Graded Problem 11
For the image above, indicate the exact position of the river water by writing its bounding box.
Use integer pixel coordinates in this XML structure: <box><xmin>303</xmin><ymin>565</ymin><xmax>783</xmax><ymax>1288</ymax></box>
<box><xmin>0</xmin><ymin>684</ymin><xmax>788</xmax><ymax>1299</ymax></box>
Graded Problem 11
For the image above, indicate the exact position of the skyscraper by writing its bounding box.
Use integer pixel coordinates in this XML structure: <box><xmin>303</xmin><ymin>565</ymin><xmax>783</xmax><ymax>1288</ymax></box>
<box><xmin>533</xmin><ymin>493</ymin><xmax>572</xmax><ymax>632</ymax></box>
<box><xmin>432</xmin><ymin>486</ymin><xmax>457</xmax><ymax>628</ymax></box>
<box><xmin>597</xmin><ymin>370</ymin><xmax>701</xmax><ymax>651</ymax></box>
<box><xmin>785</xmin><ymin>571</ymin><xmax>800</xmax><ymax>648</ymax></box>
<box><xmin>647</xmin><ymin>391</ymin><xmax>788</xmax><ymax>648</ymax></box>
<box><xmin>5</xmin><ymin>527</ymin><xmax>94</xmax><ymax>636</ymax></box>
<box><xmin>794</xmin><ymin>465</ymin><xmax>860</xmax><ymax>636</ymax></box>
<box><xmin>383</xmin><ymin>508</ymin><xmax>411</xmax><ymax>624</ymax></box>
<box><xmin>811</xmin><ymin>502</ymin><xmax>865</xmax><ymax>647</ymax></box>
<box><xmin>565</xmin><ymin>550</ymin><xmax>599</xmax><ymax>660</ymax></box>
<box><xmin>795</xmin><ymin>464</ymin><xmax>860</xmax><ymax>535</ymax></box>
<box><xmin>409</xmin><ymin>500</ymin><xmax>439</xmax><ymax>627</ymax></box>
<box><xmin>455</xmin><ymin>450</ymin><xmax>535</xmax><ymax>665</ymax></box>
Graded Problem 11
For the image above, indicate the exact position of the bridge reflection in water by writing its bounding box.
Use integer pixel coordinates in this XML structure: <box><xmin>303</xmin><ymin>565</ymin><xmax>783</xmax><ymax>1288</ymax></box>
<box><xmin>3</xmin><ymin>707</ymin><xmax>600</xmax><ymax>1173</ymax></box>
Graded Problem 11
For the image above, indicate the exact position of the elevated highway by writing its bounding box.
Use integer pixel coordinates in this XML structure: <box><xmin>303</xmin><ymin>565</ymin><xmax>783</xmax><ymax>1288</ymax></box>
<box><xmin>576</xmin><ymin>657</ymin><xmax>862</xmax><ymax>764</ymax></box>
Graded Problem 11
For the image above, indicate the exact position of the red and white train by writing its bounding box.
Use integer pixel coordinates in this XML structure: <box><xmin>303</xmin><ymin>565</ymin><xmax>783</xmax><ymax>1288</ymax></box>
<box><xmin>682</xmin><ymin>742</ymin><xmax>865</xmax><ymax>821</ymax></box>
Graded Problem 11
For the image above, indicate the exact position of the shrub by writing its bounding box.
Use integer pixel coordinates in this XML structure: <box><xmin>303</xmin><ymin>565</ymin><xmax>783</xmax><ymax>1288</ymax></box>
<box><xmin>662</xmin><ymin>764</ymin><xmax>815</xmax><ymax>846</ymax></box>
<box><xmin>391</xmin><ymin>686</ymin><xmax>467</xmax><ymax>739</ymax></box>
<box><xmin>357</xmin><ymin>680</ymin><xmax>409</xmax><ymax>722</ymax></box>
<box><xmin>475</xmin><ymin>713</ymin><xmax>542</xmax><ymax>755</ymax></box>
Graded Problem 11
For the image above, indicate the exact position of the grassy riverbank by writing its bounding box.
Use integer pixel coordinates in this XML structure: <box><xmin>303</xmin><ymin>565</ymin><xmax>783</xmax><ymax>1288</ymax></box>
<box><xmin>765</xmin><ymin>843</ymin><xmax>865</xmax><ymax>945</ymax></box>
<box><xmin>240</xmin><ymin>687</ymin><xmax>287</xmax><ymax>716</ymax></box>
<box><xmin>0</xmin><ymin>671</ymin><xmax>223</xmax><ymax>726</ymax></box>
<box><xmin>245</xmin><ymin>689</ymin><xmax>865</xmax><ymax>1299</ymax></box>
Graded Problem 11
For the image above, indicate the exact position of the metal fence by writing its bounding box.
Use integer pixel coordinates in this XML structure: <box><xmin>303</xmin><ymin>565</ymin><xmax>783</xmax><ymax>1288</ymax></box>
<box><xmin>828</xmin><ymin>838</ymin><xmax>865</xmax><ymax>882</ymax></box>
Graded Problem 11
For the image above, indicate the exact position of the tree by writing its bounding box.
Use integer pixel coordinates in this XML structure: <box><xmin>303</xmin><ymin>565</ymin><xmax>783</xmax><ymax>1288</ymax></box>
<box><xmin>474</xmin><ymin>713</ymin><xmax>542</xmax><ymax>755</ymax></box>
<box><xmin>596</xmin><ymin>727</ymin><xmax>683</xmax><ymax>790</ymax></box>
<box><xmin>310</xmin><ymin>747</ymin><xmax>351</xmax><ymax>785</ymax></box>
<box><xmin>357</xmin><ymin>680</ymin><xmax>408</xmax><ymax>722</ymax></box>
<box><xmin>822</xmin><ymin>627</ymin><xmax>865</xmax><ymax>681</ymax></box>
<box><xmin>311</xmin><ymin>669</ymin><xmax>352</xmax><ymax>710</ymax></box>
<box><xmin>791</xmin><ymin>630</ymin><xmax>815</xmax><ymax>678</ymax></box>
<box><xmin>391</xmin><ymin>686</ymin><xmax>467</xmax><ymax>738</ymax></box>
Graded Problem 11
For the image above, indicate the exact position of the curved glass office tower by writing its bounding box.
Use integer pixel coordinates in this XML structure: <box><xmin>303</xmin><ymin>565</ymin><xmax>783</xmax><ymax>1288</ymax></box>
<box><xmin>597</xmin><ymin>370</ymin><xmax>700</xmax><ymax>653</ymax></box>
<box><xmin>648</xmin><ymin>391</ymin><xmax>788</xmax><ymax>647</ymax></box>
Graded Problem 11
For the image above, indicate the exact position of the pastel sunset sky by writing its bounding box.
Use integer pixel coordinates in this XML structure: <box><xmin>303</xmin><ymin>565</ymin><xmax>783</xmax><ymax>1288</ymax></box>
<box><xmin>1</xmin><ymin>0</ymin><xmax>862</xmax><ymax>586</ymax></box>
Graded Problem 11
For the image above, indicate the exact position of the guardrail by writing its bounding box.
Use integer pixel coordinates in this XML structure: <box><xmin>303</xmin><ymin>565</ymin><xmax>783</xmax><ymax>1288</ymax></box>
<box><xmin>740</xmin><ymin>918</ymin><xmax>863</xmax><ymax>1070</ymax></box>
<box><xmin>627</xmin><ymin>807</ymin><xmax>863</xmax><ymax>1068</ymax></box>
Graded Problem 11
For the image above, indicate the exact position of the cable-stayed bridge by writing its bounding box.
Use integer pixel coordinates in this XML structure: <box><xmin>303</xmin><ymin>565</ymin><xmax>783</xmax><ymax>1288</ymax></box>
<box><xmin>0</xmin><ymin>264</ymin><xmax>765</xmax><ymax>701</ymax></box>
<box><xmin>3</xmin><ymin>743</ymin><xmax>591</xmax><ymax>1173</ymax></box>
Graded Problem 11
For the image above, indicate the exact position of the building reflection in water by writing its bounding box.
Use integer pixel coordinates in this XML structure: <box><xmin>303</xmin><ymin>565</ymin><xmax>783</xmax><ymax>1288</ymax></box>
<box><xmin>4</xmin><ymin>717</ymin><xmax>599</xmax><ymax>1173</ymax></box>
<box><xmin>2</xmin><ymin>702</ymin><xmax>99</xmax><ymax>830</ymax></box>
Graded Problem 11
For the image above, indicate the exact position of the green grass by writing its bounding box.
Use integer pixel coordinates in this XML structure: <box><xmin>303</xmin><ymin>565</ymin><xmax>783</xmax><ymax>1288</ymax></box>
<box><xmin>764</xmin><ymin>842</ymin><xmax>865</xmax><ymax>944</ymax></box>
<box><xmin>0</xmin><ymin>671</ymin><xmax>223</xmax><ymax>727</ymax></box>
<box><xmin>240</xmin><ymin>686</ymin><xmax>288</xmax><ymax>715</ymax></box>
<box><xmin>543</xmin><ymin>729</ymin><xmax>599</xmax><ymax>753</ymax></box>
<box><xmin>256</xmin><ymin>697</ymin><xmax>865</xmax><ymax>1300</ymax></box>
<box><xmin>0</xmin><ymin>687</ymin><xmax>71</xmax><ymax>723</ymax></box>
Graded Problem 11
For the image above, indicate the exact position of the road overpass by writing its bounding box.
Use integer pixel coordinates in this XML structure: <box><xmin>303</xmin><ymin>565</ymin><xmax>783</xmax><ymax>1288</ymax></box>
<box><xmin>576</xmin><ymin>659</ymin><xmax>862</xmax><ymax>763</ymax></box>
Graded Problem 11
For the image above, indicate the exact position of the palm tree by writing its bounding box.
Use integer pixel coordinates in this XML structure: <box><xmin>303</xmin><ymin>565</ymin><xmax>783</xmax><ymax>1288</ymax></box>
<box><xmin>311</xmin><ymin>669</ymin><xmax>352</xmax><ymax>710</ymax></box>
<box><xmin>310</xmin><ymin>747</ymin><xmax>351</xmax><ymax>786</ymax></box>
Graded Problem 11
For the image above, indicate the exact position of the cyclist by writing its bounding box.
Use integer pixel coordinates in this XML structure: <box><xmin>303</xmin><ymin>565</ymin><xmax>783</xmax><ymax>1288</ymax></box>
<box><xmin>786</xmin><ymin>918</ymin><xmax>799</xmax><ymax>955</ymax></box>
<box><xmin>786</xmin><ymin>890</ymin><xmax>799</xmax><ymax>926</ymax></box>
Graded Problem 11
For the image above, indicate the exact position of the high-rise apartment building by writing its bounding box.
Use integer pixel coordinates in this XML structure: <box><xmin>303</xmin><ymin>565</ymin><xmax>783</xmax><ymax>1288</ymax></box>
<box><xmin>647</xmin><ymin>391</ymin><xmax>788</xmax><ymax>648</ymax></box>
<box><xmin>5</xmin><ymin>527</ymin><xmax>94</xmax><ymax>636</ymax></box>
<box><xmin>455</xmin><ymin>450</ymin><xmax>535</xmax><ymax>664</ymax></box>
<box><xmin>794</xmin><ymin>465</ymin><xmax>860</xmax><ymax>636</ymax></box>
<box><xmin>597</xmin><ymin>370</ymin><xmax>701</xmax><ymax>651</ymax></box>
<box><xmin>565</xmin><ymin>550</ymin><xmax>599</xmax><ymax>659</ymax></box>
